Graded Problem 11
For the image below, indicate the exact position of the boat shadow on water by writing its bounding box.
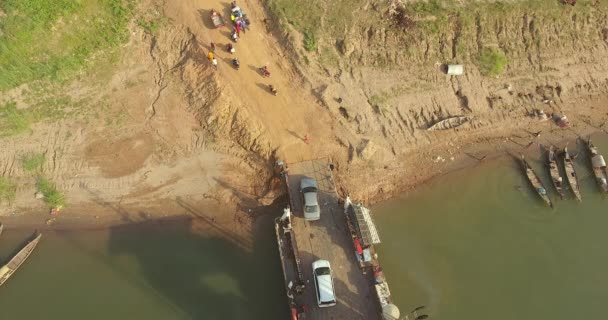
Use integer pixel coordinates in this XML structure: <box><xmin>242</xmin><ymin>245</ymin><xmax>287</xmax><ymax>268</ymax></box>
<box><xmin>0</xmin><ymin>231</ymin><xmax>40</xmax><ymax>265</ymax></box>
<box><xmin>103</xmin><ymin>201</ymin><xmax>289</xmax><ymax>320</ymax></box>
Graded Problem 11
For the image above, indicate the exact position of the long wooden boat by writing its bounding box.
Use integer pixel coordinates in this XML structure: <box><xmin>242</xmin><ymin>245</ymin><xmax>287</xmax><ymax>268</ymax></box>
<box><xmin>427</xmin><ymin>116</ymin><xmax>471</xmax><ymax>131</ymax></box>
<box><xmin>521</xmin><ymin>155</ymin><xmax>553</xmax><ymax>207</ymax></box>
<box><xmin>586</xmin><ymin>139</ymin><xmax>608</xmax><ymax>193</ymax></box>
<box><xmin>0</xmin><ymin>223</ymin><xmax>3</xmax><ymax>237</ymax></box>
<box><xmin>0</xmin><ymin>233</ymin><xmax>42</xmax><ymax>287</ymax></box>
<box><xmin>547</xmin><ymin>146</ymin><xmax>564</xmax><ymax>199</ymax></box>
<box><xmin>563</xmin><ymin>147</ymin><xmax>582</xmax><ymax>201</ymax></box>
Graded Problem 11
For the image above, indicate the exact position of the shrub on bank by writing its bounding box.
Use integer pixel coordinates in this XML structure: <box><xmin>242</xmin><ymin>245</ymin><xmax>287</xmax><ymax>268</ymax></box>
<box><xmin>477</xmin><ymin>48</ymin><xmax>508</xmax><ymax>76</ymax></box>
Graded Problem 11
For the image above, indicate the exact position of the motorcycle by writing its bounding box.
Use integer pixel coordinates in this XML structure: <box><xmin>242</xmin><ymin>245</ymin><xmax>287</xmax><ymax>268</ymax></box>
<box><xmin>268</xmin><ymin>85</ymin><xmax>278</xmax><ymax>96</ymax></box>
<box><xmin>232</xmin><ymin>58</ymin><xmax>240</xmax><ymax>70</ymax></box>
<box><xmin>259</xmin><ymin>66</ymin><xmax>270</xmax><ymax>77</ymax></box>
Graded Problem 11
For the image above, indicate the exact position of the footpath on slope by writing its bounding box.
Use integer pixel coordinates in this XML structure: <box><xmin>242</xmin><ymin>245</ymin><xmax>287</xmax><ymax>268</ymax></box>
<box><xmin>164</xmin><ymin>0</ymin><xmax>339</xmax><ymax>164</ymax></box>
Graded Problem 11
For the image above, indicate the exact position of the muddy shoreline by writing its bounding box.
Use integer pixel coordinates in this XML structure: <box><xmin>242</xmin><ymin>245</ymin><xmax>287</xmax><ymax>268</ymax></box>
<box><xmin>2</xmin><ymin>0</ymin><xmax>608</xmax><ymax>233</ymax></box>
<box><xmin>3</xmin><ymin>118</ymin><xmax>605</xmax><ymax>232</ymax></box>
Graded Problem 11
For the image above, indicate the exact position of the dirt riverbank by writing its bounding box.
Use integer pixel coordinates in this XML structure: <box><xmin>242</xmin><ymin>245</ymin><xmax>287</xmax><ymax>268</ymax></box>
<box><xmin>1</xmin><ymin>0</ymin><xmax>608</xmax><ymax>231</ymax></box>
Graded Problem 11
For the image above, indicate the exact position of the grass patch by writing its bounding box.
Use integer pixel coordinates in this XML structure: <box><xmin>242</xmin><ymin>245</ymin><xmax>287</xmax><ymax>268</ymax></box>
<box><xmin>137</xmin><ymin>15</ymin><xmax>167</xmax><ymax>35</ymax></box>
<box><xmin>368</xmin><ymin>92</ymin><xmax>392</xmax><ymax>115</ymax></box>
<box><xmin>0</xmin><ymin>0</ymin><xmax>135</xmax><ymax>92</ymax></box>
<box><xmin>477</xmin><ymin>48</ymin><xmax>508</xmax><ymax>76</ymax></box>
<box><xmin>369</xmin><ymin>94</ymin><xmax>388</xmax><ymax>107</ymax></box>
<box><xmin>0</xmin><ymin>101</ymin><xmax>30</xmax><ymax>136</ymax></box>
<box><xmin>411</xmin><ymin>0</ymin><xmax>443</xmax><ymax>14</ymax></box>
<box><xmin>320</xmin><ymin>47</ymin><xmax>339</xmax><ymax>67</ymax></box>
<box><xmin>268</xmin><ymin>0</ymin><xmax>323</xmax><ymax>34</ymax></box>
<box><xmin>268</xmin><ymin>0</ymin><xmax>366</xmax><ymax>51</ymax></box>
<box><xmin>0</xmin><ymin>177</ymin><xmax>17</xmax><ymax>204</ymax></box>
<box><xmin>36</xmin><ymin>177</ymin><xmax>66</xmax><ymax>209</ymax></box>
<box><xmin>22</xmin><ymin>153</ymin><xmax>45</xmax><ymax>172</ymax></box>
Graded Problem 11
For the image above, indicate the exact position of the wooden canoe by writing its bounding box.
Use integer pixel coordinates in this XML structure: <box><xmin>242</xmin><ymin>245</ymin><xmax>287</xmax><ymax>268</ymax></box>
<box><xmin>0</xmin><ymin>223</ymin><xmax>3</xmax><ymax>237</ymax></box>
<box><xmin>563</xmin><ymin>147</ymin><xmax>582</xmax><ymax>201</ymax></box>
<box><xmin>521</xmin><ymin>156</ymin><xmax>553</xmax><ymax>207</ymax></box>
<box><xmin>547</xmin><ymin>146</ymin><xmax>564</xmax><ymax>199</ymax></box>
<box><xmin>586</xmin><ymin>139</ymin><xmax>608</xmax><ymax>193</ymax></box>
<box><xmin>0</xmin><ymin>233</ymin><xmax>42</xmax><ymax>287</ymax></box>
<box><xmin>427</xmin><ymin>116</ymin><xmax>471</xmax><ymax>131</ymax></box>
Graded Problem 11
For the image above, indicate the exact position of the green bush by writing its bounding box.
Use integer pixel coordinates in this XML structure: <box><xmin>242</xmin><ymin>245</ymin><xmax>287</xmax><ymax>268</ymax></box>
<box><xmin>22</xmin><ymin>153</ymin><xmax>45</xmax><ymax>172</ymax></box>
<box><xmin>477</xmin><ymin>48</ymin><xmax>508</xmax><ymax>76</ymax></box>
<box><xmin>303</xmin><ymin>30</ymin><xmax>317</xmax><ymax>52</ymax></box>
<box><xmin>0</xmin><ymin>177</ymin><xmax>17</xmax><ymax>204</ymax></box>
<box><xmin>36</xmin><ymin>177</ymin><xmax>65</xmax><ymax>208</ymax></box>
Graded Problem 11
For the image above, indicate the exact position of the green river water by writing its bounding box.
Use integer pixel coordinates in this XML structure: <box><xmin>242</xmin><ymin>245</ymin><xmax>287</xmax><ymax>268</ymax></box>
<box><xmin>1</xmin><ymin>135</ymin><xmax>607</xmax><ymax>320</ymax></box>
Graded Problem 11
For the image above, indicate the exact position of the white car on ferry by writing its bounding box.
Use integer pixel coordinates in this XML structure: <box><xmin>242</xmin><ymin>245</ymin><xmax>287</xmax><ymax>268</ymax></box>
<box><xmin>312</xmin><ymin>259</ymin><xmax>336</xmax><ymax>307</ymax></box>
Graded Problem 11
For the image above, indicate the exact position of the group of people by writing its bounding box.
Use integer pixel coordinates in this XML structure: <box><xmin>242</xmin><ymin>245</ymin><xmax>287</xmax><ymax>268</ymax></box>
<box><xmin>207</xmin><ymin>2</ymin><xmax>277</xmax><ymax>96</ymax></box>
<box><xmin>230</xmin><ymin>1</ymin><xmax>248</xmax><ymax>41</ymax></box>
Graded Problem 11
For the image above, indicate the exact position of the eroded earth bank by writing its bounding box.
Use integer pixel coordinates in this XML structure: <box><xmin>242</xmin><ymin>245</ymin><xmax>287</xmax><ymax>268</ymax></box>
<box><xmin>1</xmin><ymin>0</ymin><xmax>608</xmax><ymax>227</ymax></box>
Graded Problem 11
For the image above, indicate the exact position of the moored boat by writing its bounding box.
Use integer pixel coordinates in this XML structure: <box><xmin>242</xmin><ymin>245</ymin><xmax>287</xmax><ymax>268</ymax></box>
<box><xmin>0</xmin><ymin>232</ymin><xmax>42</xmax><ymax>287</ymax></box>
<box><xmin>562</xmin><ymin>147</ymin><xmax>582</xmax><ymax>201</ymax></box>
<box><xmin>586</xmin><ymin>139</ymin><xmax>608</xmax><ymax>193</ymax></box>
<box><xmin>0</xmin><ymin>223</ymin><xmax>3</xmax><ymax>237</ymax></box>
<box><xmin>547</xmin><ymin>146</ymin><xmax>564</xmax><ymax>199</ymax></box>
<box><xmin>521</xmin><ymin>155</ymin><xmax>553</xmax><ymax>207</ymax></box>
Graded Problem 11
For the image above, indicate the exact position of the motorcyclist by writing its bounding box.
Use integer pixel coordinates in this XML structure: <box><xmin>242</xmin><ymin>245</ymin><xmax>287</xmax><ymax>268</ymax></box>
<box><xmin>226</xmin><ymin>43</ymin><xmax>235</xmax><ymax>54</ymax></box>
<box><xmin>232</xmin><ymin>58</ymin><xmax>240</xmax><ymax>69</ymax></box>
<box><xmin>259</xmin><ymin>65</ymin><xmax>270</xmax><ymax>77</ymax></box>
<box><xmin>269</xmin><ymin>84</ymin><xmax>278</xmax><ymax>96</ymax></box>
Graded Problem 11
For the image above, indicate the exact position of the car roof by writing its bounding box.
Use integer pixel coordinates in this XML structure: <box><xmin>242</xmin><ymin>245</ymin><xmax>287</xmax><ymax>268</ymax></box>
<box><xmin>300</xmin><ymin>177</ymin><xmax>318</xmax><ymax>189</ymax></box>
<box><xmin>317</xmin><ymin>274</ymin><xmax>335</xmax><ymax>303</ymax></box>
<box><xmin>303</xmin><ymin>192</ymin><xmax>319</xmax><ymax>206</ymax></box>
<box><xmin>313</xmin><ymin>260</ymin><xmax>334</xmax><ymax>303</ymax></box>
<box><xmin>312</xmin><ymin>259</ymin><xmax>331</xmax><ymax>269</ymax></box>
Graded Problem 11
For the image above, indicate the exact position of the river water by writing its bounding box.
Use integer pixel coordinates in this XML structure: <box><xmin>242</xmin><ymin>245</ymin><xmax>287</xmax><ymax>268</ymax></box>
<box><xmin>1</xmin><ymin>135</ymin><xmax>607</xmax><ymax>319</ymax></box>
<box><xmin>373</xmin><ymin>134</ymin><xmax>608</xmax><ymax>320</ymax></box>
<box><xmin>0</xmin><ymin>216</ymin><xmax>287</xmax><ymax>320</ymax></box>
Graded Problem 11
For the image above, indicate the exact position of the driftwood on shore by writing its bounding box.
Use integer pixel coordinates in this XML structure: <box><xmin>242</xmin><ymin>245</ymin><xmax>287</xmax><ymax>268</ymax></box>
<box><xmin>427</xmin><ymin>116</ymin><xmax>471</xmax><ymax>131</ymax></box>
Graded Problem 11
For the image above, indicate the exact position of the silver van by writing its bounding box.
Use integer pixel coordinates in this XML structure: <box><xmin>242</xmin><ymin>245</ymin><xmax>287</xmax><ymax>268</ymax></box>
<box><xmin>312</xmin><ymin>259</ymin><xmax>336</xmax><ymax>307</ymax></box>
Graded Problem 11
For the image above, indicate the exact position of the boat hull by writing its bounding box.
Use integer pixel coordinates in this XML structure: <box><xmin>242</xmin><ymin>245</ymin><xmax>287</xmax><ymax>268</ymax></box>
<box><xmin>521</xmin><ymin>157</ymin><xmax>553</xmax><ymax>207</ymax></box>
<box><xmin>586</xmin><ymin>140</ymin><xmax>608</xmax><ymax>193</ymax></box>
<box><xmin>547</xmin><ymin>147</ymin><xmax>564</xmax><ymax>199</ymax></box>
<box><xmin>562</xmin><ymin>148</ymin><xmax>582</xmax><ymax>201</ymax></box>
<box><xmin>0</xmin><ymin>233</ymin><xmax>42</xmax><ymax>287</ymax></box>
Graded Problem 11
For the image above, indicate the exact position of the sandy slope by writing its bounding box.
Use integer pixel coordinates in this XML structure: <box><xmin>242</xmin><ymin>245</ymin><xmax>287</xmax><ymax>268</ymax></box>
<box><xmin>1</xmin><ymin>0</ymin><xmax>608</xmax><ymax>228</ymax></box>
<box><xmin>0</xmin><ymin>0</ymin><xmax>342</xmax><ymax>228</ymax></box>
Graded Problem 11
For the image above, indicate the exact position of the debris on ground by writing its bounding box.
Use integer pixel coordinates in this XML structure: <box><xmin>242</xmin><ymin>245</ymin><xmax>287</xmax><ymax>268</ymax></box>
<box><xmin>555</xmin><ymin>115</ymin><xmax>570</xmax><ymax>128</ymax></box>
<box><xmin>447</xmin><ymin>64</ymin><xmax>464</xmax><ymax>76</ymax></box>
<box><xmin>432</xmin><ymin>156</ymin><xmax>446</xmax><ymax>163</ymax></box>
